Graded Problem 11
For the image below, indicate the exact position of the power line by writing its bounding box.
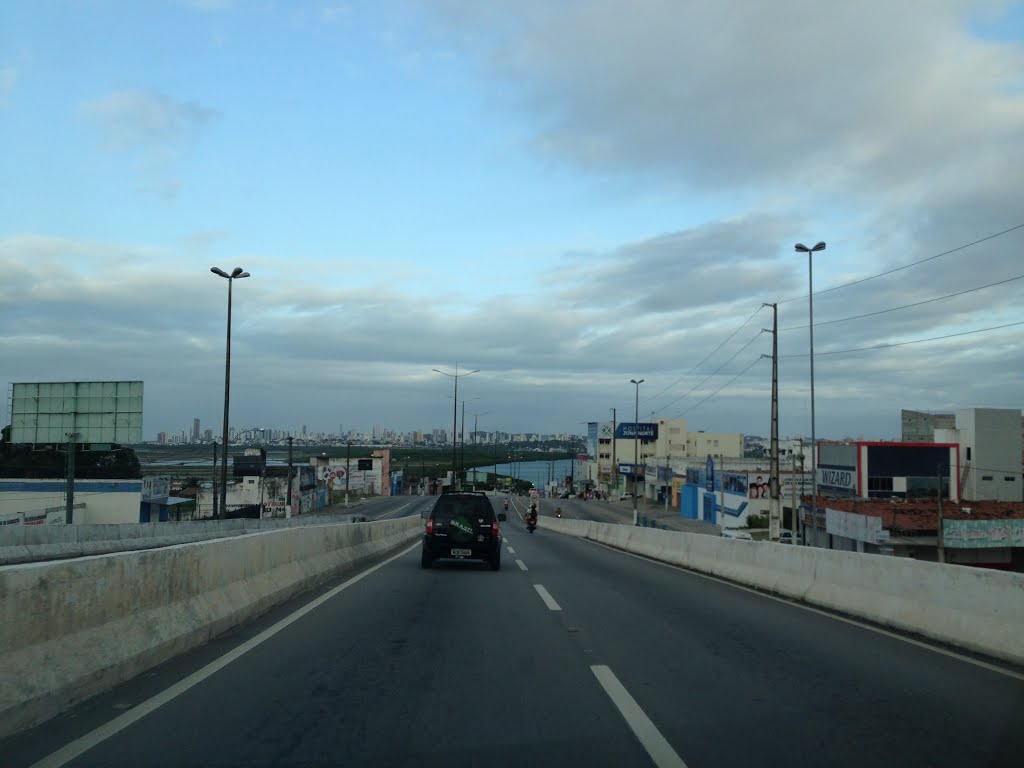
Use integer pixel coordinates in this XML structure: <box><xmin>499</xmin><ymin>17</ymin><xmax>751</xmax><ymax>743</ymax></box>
<box><xmin>675</xmin><ymin>357</ymin><xmax>764</xmax><ymax>417</ymax></box>
<box><xmin>781</xmin><ymin>273</ymin><xmax>1024</xmax><ymax>331</ymax></box>
<box><xmin>659</xmin><ymin>331</ymin><xmax>765</xmax><ymax>413</ymax></box>
<box><xmin>780</xmin><ymin>320</ymin><xmax>1024</xmax><ymax>358</ymax></box>
<box><xmin>645</xmin><ymin>304</ymin><xmax>766</xmax><ymax>405</ymax></box>
<box><xmin>779</xmin><ymin>222</ymin><xmax>1024</xmax><ymax>304</ymax></box>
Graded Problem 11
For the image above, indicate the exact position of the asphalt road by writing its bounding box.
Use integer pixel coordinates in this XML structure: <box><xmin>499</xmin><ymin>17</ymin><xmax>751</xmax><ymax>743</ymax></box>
<box><xmin>4</xmin><ymin>494</ymin><xmax>1022</xmax><ymax>767</ymax></box>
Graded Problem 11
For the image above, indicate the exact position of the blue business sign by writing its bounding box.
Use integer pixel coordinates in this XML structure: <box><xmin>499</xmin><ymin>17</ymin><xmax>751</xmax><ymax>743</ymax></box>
<box><xmin>706</xmin><ymin>455</ymin><xmax>714</xmax><ymax>492</ymax></box>
<box><xmin>615</xmin><ymin>422</ymin><xmax>659</xmax><ymax>440</ymax></box>
<box><xmin>618</xmin><ymin>463</ymin><xmax>646</xmax><ymax>477</ymax></box>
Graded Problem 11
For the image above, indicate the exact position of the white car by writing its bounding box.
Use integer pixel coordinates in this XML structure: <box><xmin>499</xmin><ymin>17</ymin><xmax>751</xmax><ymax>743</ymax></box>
<box><xmin>778</xmin><ymin>531</ymin><xmax>801</xmax><ymax>544</ymax></box>
<box><xmin>619</xmin><ymin>492</ymin><xmax>633</xmax><ymax>501</ymax></box>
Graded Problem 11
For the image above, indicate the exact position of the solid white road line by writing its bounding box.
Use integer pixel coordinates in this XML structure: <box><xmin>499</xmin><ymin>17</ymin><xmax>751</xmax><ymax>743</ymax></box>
<box><xmin>516</xmin><ymin>559</ymin><xmax>528</xmax><ymax>571</ymax></box>
<box><xmin>29</xmin><ymin>542</ymin><xmax>420</xmax><ymax>768</ymax></box>
<box><xmin>591</xmin><ymin>665</ymin><xmax>688</xmax><ymax>768</ymax></box>
<box><xmin>533</xmin><ymin>583</ymin><xmax>562</xmax><ymax>611</ymax></box>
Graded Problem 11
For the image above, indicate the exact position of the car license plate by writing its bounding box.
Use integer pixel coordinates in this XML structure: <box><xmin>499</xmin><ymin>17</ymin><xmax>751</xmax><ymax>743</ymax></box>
<box><xmin>450</xmin><ymin>548</ymin><xmax>472</xmax><ymax>557</ymax></box>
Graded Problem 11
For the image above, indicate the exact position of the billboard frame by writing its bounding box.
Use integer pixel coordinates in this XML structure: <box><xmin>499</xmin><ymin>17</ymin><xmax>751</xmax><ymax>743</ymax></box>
<box><xmin>10</xmin><ymin>380</ymin><xmax>143</xmax><ymax>445</ymax></box>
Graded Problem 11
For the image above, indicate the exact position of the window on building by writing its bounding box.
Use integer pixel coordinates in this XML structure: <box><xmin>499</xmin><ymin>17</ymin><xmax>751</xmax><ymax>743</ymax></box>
<box><xmin>713</xmin><ymin>440</ymin><xmax>719</xmax><ymax>447</ymax></box>
<box><xmin>966</xmin><ymin>447</ymin><xmax>972</xmax><ymax>460</ymax></box>
<box><xmin>599</xmin><ymin>438</ymin><xmax>611</xmax><ymax>445</ymax></box>
<box><xmin>1005</xmin><ymin>476</ymin><xmax>1016</xmax><ymax>482</ymax></box>
<box><xmin>981</xmin><ymin>475</ymin><xmax>993</xmax><ymax>481</ymax></box>
<box><xmin>867</xmin><ymin>476</ymin><xmax>894</xmax><ymax>492</ymax></box>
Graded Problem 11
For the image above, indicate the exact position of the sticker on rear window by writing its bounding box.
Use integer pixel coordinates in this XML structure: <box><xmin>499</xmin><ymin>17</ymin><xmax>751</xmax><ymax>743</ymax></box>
<box><xmin>451</xmin><ymin>516</ymin><xmax>474</xmax><ymax>535</ymax></box>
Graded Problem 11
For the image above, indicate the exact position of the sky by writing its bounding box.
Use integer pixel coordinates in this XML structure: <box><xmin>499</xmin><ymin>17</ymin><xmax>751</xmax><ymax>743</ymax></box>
<box><xmin>2</xmin><ymin>0</ymin><xmax>1023</xmax><ymax>443</ymax></box>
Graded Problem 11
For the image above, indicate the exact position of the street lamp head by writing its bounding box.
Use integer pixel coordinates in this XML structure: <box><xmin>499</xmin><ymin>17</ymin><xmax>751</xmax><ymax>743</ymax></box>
<box><xmin>211</xmin><ymin>267</ymin><xmax>230</xmax><ymax>278</ymax></box>
<box><xmin>794</xmin><ymin>242</ymin><xmax>827</xmax><ymax>253</ymax></box>
<box><xmin>630</xmin><ymin>378</ymin><xmax>645</xmax><ymax>385</ymax></box>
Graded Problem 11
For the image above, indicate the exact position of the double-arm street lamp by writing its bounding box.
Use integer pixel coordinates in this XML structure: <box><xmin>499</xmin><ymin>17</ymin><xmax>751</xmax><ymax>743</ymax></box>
<box><xmin>794</xmin><ymin>241</ymin><xmax>826</xmax><ymax>535</ymax></box>
<box><xmin>433</xmin><ymin>364</ymin><xmax>479</xmax><ymax>491</ymax></box>
<box><xmin>630</xmin><ymin>378</ymin><xmax>644</xmax><ymax>526</ymax></box>
<box><xmin>211</xmin><ymin>266</ymin><xmax>250</xmax><ymax>518</ymax></box>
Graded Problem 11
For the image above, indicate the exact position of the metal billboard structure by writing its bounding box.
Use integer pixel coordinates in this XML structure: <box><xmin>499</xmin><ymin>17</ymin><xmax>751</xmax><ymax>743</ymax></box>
<box><xmin>10</xmin><ymin>381</ymin><xmax>143</xmax><ymax>445</ymax></box>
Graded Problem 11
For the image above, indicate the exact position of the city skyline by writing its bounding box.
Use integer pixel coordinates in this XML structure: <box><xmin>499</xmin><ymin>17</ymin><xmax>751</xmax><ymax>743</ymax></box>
<box><xmin>3</xmin><ymin>3</ymin><xmax>1022</xmax><ymax>442</ymax></box>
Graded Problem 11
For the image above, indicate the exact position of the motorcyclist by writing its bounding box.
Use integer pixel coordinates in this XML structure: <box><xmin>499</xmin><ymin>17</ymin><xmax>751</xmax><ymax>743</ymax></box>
<box><xmin>503</xmin><ymin>499</ymin><xmax>509</xmax><ymax>511</ymax></box>
<box><xmin>527</xmin><ymin>503</ymin><xmax>538</xmax><ymax>525</ymax></box>
<box><xmin>555</xmin><ymin>506</ymin><xmax>562</xmax><ymax>518</ymax></box>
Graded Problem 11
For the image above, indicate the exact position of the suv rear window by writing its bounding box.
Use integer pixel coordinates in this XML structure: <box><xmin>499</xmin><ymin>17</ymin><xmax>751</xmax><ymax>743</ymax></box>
<box><xmin>433</xmin><ymin>495</ymin><xmax>493</xmax><ymax>522</ymax></box>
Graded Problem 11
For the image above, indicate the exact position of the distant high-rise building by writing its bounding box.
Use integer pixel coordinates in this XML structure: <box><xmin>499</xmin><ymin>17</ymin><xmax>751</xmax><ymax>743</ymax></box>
<box><xmin>302</xmin><ymin>424</ymin><xmax>308</xmax><ymax>436</ymax></box>
<box><xmin>192</xmin><ymin>417</ymin><xmax>201</xmax><ymax>442</ymax></box>
<box><xmin>204</xmin><ymin>428</ymin><xmax>213</xmax><ymax>441</ymax></box>
<box><xmin>373</xmin><ymin>423</ymin><xmax>383</xmax><ymax>440</ymax></box>
<box><xmin>157</xmin><ymin>431</ymin><xmax>168</xmax><ymax>444</ymax></box>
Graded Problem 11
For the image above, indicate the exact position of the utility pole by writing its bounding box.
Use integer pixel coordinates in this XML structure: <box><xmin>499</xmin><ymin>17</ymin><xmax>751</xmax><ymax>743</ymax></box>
<box><xmin>610</xmin><ymin>408</ymin><xmax>618</xmax><ymax>497</ymax></box>
<box><xmin>937</xmin><ymin>463</ymin><xmax>945</xmax><ymax>564</ymax></box>
<box><xmin>460</xmin><ymin>399</ymin><xmax>466</xmax><ymax>490</ymax></box>
<box><xmin>212</xmin><ymin>441</ymin><xmax>219</xmax><ymax>519</ymax></box>
<box><xmin>345</xmin><ymin>440</ymin><xmax>351</xmax><ymax>507</ymax></box>
<box><xmin>64</xmin><ymin>432</ymin><xmax>79</xmax><ymax>524</ymax></box>
<box><xmin>791</xmin><ymin>453</ymin><xmax>798</xmax><ymax>541</ymax></box>
<box><xmin>286</xmin><ymin>436</ymin><xmax>294</xmax><ymax>515</ymax></box>
<box><xmin>763</xmin><ymin>302</ymin><xmax>781</xmax><ymax>541</ymax></box>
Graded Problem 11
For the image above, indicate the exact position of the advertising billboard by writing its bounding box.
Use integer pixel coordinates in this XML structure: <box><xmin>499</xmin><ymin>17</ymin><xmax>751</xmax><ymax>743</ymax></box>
<box><xmin>943</xmin><ymin>518</ymin><xmax>1024</xmax><ymax>548</ymax></box>
<box><xmin>825</xmin><ymin>507</ymin><xmax>890</xmax><ymax>544</ymax></box>
<box><xmin>11</xmin><ymin>381</ymin><xmax>143</xmax><ymax>444</ymax></box>
<box><xmin>615</xmin><ymin>422</ymin><xmax>659</xmax><ymax>440</ymax></box>
<box><xmin>818</xmin><ymin>464</ymin><xmax>857</xmax><ymax>493</ymax></box>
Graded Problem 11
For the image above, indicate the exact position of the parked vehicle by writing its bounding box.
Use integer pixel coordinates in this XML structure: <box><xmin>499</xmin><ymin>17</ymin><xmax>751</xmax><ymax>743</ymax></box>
<box><xmin>421</xmin><ymin>491</ymin><xmax>505</xmax><ymax>570</ymax></box>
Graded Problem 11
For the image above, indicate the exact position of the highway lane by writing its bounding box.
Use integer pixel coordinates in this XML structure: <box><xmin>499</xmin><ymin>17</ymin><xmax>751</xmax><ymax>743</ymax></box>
<box><xmin>5</xmin><ymin>494</ymin><xmax>1022</xmax><ymax>767</ymax></box>
<box><xmin>502</xmin><ymin>499</ymin><xmax>1023</xmax><ymax>767</ymax></box>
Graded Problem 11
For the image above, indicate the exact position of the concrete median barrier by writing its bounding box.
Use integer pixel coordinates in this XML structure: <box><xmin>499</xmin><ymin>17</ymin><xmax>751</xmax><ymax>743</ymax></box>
<box><xmin>542</xmin><ymin>517</ymin><xmax>1024</xmax><ymax>666</ymax></box>
<box><xmin>0</xmin><ymin>516</ymin><xmax>421</xmax><ymax>738</ymax></box>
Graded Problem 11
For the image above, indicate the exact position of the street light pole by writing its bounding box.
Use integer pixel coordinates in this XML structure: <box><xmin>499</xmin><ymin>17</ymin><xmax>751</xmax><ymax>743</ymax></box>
<box><xmin>794</xmin><ymin>242</ymin><xmax>826</xmax><ymax>532</ymax></box>
<box><xmin>210</xmin><ymin>266</ymin><xmax>250</xmax><ymax>519</ymax></box>
<box><xmin>630</xmin><ymin>378</ymin><xmax>644</xmax><ymax>526</ymax></box>
<box><xmin>433</xmin><ymin>364</ymin><xmax>479</xmax><ymax>492</ymax></box>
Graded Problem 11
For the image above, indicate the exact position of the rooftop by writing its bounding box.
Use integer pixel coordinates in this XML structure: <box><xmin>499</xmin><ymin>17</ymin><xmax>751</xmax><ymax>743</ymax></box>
<box><xmin>811</xmin><ymin>496</ymin><xmax>1024</xmax><ymax>533</ymax></box>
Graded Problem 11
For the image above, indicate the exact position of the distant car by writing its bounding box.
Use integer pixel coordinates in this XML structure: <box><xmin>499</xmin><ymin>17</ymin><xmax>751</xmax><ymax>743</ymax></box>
<box><xmin>778</xmin><ymin>531</ymin><xmax>795</xmax><ymax>544</ymax></box>
<box><xmin>721</xmin><ymin>529</ymin><xmax>753</xmax><ymax>540</ymax></box>
<box><xmin>619</xmin><ymin>493</ymin><xmax>633</xmax><ymax>501</ymax></box>
<box><xmin>421</xmin><ymin>491</ymin><xmax>505</xmax><ymax>570</ymax></box>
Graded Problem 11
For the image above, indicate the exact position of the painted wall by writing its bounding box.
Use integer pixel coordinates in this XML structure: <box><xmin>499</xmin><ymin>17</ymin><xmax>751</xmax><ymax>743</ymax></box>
<box><xmin>0</xmin><ymin>479</ymin><xmax>142</xmax><ymax>524</ymax></box>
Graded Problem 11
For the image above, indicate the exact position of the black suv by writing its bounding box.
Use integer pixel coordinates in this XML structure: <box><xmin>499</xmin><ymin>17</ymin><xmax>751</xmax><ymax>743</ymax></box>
<box><xmin>421</xmin><ymin>491</ymin><xmax>506</xmax><ymax>570</ymax></box>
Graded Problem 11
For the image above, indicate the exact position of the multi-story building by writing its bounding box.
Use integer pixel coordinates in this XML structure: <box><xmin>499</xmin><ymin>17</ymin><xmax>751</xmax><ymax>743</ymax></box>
<box><xmin>191</xmin><ymin>417</ymin><xmax>201</xmax><ymax>443</ymax></box>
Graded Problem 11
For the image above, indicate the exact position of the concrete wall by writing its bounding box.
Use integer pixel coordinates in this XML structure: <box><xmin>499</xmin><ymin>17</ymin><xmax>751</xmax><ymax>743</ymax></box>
<box><xmin>958</xmin><ymin>408</ymin><xmax>1022</xmax><ymax>502</ymax></box>
<box><xmin>0</xmin><ymin>516</ymin><xmax>421</xmax><ymax>738</ymax></box>
<box><xmin>541</xmin><ymin>517</ymin><xmax>1024</xmax><ymax>667</ymax></box>
<box><xmin>0</xmin><ymin>479</ymin><xmax>142</xmax><ymax>522</ymax></box>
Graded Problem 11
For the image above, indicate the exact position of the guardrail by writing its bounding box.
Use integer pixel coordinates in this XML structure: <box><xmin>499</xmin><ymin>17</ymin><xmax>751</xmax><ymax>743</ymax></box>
<box><xmin>542</xmin><ymin>517</ymin><xmax>1024</xmax><ymax>667</ymax></box>
<box><xmin>0</xmin><ymin>516</ymin><xmax>421</xmax><ymax>738</ymax></box>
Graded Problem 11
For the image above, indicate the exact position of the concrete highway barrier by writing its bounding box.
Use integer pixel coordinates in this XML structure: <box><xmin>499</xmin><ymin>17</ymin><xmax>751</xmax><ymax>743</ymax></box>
<box><xmin>541</xmin><ymin>517</ymin><xmax>1024</xmax><ymax>667</ymax></box>
<box><xmin>0</xmin><ymin>516</ymin><xmax>421</xmax><ymax>738</ymax></box>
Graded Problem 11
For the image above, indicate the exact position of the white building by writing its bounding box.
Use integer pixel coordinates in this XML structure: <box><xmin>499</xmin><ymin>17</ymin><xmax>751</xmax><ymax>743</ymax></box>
<box><xmin>935</xmin><ymin>407</ymin><xmax>1022</xmax><ymax>502</ymax></box>
<box><xmin>0</xmin><ymin>478</ymin><xmax>143</xmax><ymax>524</ymax></box>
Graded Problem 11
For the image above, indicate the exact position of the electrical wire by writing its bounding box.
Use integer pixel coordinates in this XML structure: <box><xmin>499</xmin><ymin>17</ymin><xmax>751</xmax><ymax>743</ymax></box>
<box><xmin>779</xmin><ymin>222</ymin><xmax>1024</xmax><ymax>304</ymax></box>
<box><xmin>675</xmin><ymin>357</ymin><xmax>765</xmax><ymax>418</ymax></box>
<box><xmin>781</xmin><ymin>273</ymin><xmax>1024</xmax><ymax>331</ymax></box>
<box><xmin>781</xmin><ymin>320</ymin><xmax>1024</xmax><ymax>358</ymax></box>
<box><xmin>658</xmin><ymin>331</ymin><xmax>766</xmax><ymax>413</ymax></box>
<box><xmin>644</xmin><ymin>304</ymin><xmax>766</xmax><ymax>405</ymax></box>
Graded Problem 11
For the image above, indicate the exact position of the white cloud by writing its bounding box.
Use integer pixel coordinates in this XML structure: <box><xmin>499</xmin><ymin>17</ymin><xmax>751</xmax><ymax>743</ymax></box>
<box><xmin>83</xmin><ymin>89</ymin><xmax>219</xmax><ymax>151</ymax></box>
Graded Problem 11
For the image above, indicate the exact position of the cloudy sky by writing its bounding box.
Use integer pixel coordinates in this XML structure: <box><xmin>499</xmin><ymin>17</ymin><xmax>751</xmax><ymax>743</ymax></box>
<box><xmin>2</xmin><ymin>0</ymin><xmax>1023</xmax><ymax>443</ymax></box>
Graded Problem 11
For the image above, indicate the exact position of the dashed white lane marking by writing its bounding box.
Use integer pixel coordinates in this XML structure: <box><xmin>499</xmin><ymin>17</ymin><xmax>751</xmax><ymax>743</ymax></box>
<box><xmin>515</xmin><ymin>559</ymin><xmax>528</xmax><ymax>571</ymax></box>
<box><xmin>507</xmin><ymin>546</ymin><xmax>516</xmax><ymax>554</ymax></box>
<box><xmin>28</xmin><ymin>543</ymin><xmax>419</xmax><ymax>768</ymax></box>
<box><xmin>591</xmin><ymin>665</ymin><xmax>688</xmax><ymax>768</ymax></box>
<box><xmin>533</xmin><ymin>583</ymin><xmax>561</xmax><ymax>611</ymax></box>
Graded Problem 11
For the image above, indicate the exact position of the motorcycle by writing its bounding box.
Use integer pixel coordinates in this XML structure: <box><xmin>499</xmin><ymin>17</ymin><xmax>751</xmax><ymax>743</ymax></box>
<box><xmin>555</xmin><ymin>508</ymin><xmax>562</xmax><ymax>518</ymax></box>
<box><xmin>527</xmin><ymin>512</ymin><xmax>537</xmax><ymax>533</ymax></box>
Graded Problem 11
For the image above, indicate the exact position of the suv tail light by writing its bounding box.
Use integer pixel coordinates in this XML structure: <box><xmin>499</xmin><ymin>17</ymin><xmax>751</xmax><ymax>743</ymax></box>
<box><xmin>491</xmin><ymin>520</ymin><xmax>499</xmax><ymax>538</ymax></box>
<box><xmin>426</xmin><ymin>518</ymin><xmax>434</xmax><ymax>535</ymax></box>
